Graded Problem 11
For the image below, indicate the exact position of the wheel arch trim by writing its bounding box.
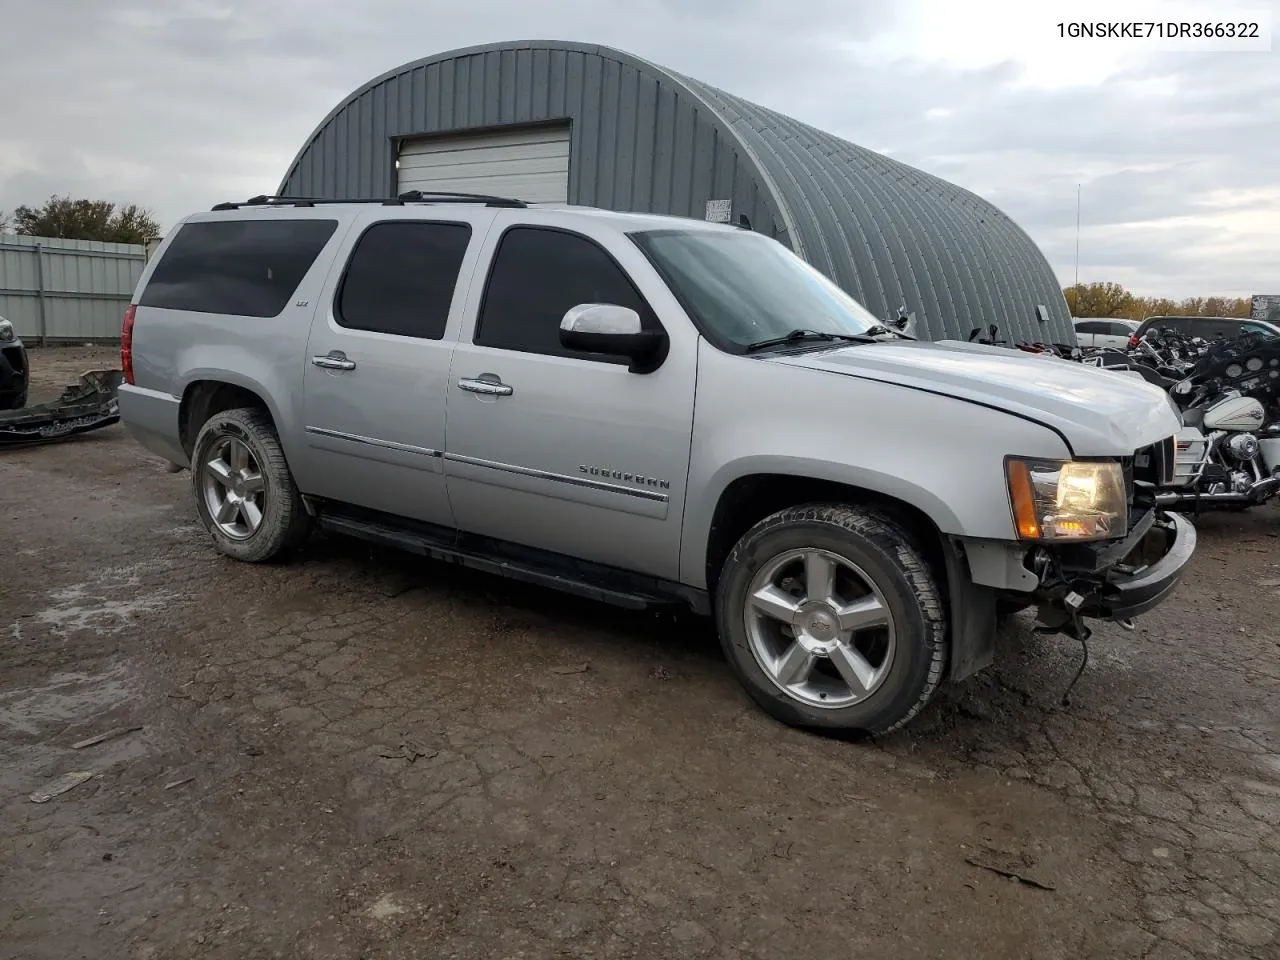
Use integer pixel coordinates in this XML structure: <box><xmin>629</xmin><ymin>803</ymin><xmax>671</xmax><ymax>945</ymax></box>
<box><xmin>683</xmin><ymin>459</ymin><xmax>965</xmax><ymax>591</ymax></box>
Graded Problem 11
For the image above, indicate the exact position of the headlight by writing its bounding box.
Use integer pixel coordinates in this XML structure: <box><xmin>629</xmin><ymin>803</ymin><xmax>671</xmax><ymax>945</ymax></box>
<box><xmin>0</xmin><ymin>318</ymin><xmax>13</xmax><ymax>342</ymax></box>
<box><xmin>1005</xmin><ymin>457</ymin><xmax>1128</xmax><ymax>541</ymax></box>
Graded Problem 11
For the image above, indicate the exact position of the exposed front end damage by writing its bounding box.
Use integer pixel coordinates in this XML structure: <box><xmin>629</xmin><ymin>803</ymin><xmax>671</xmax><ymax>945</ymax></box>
<box><xmin>1027</xmin><ymin>510</ymin><xmax>1196</xmax><ymax>639</ymax></box>
<box><xmin>946</xmin><ymin>428</ymin><xmax>1196</xmax><ymax>699</ymax></box>
<box><xmin>0</xmin><ymin>369</ymin><xmax>124</xmax><ymax>447</ymax></box>
<box><xmin>940</xmin><ymin>506</ymin><xmax>1195</xmax><ymax>693</ymax></box>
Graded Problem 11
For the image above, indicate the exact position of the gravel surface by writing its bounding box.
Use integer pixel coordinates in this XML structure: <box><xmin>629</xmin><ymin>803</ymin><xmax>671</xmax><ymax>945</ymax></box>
<box><xmin>3</xmin><ymin>346</ymin><xmax>1279</xmax><ymax>959</ymax></box>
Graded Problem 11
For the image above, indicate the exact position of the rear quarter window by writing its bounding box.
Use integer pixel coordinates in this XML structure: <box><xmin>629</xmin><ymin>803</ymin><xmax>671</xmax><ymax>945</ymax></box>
<box><xmin>139</xmin><ymin>218</ymin><xmax>339</xmax><ymax>317</ymax></box>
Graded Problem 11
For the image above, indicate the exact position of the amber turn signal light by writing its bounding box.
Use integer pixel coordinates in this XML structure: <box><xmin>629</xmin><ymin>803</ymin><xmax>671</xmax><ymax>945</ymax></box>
<box><xmin>1005</xmin><ymin>459</ymin><xmax>1041</xmax><ymax>540</ymax></box>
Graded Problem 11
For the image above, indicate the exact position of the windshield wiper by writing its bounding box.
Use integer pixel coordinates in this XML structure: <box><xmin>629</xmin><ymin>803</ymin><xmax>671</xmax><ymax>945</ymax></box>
<box><xmin>743</xmin><ymin>329</ymin><xmax>874</xmax><ymax>353</ymax></box>
<box><xmin>865</xmin><ymin>323</ymin><xmax>916</xmax><ymax>340</ymax></box>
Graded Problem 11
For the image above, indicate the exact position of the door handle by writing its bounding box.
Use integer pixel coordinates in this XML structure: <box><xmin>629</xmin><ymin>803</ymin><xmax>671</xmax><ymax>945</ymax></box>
<box><xmin>457</xmin><ymin>376</ymin><xmax>513</xmax><ymax>397</ymax></box>
<box><xmin>312</xmin><ymin>352</ymin><xmax>356</xmax><ymax>371</ymax></box>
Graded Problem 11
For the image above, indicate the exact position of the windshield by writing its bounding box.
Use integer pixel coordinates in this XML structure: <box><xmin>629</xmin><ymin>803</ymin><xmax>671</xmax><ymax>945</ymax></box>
<box><xmin>630</xmin><ymin>229</ymin><xmax>885</xmax><ymax>349</ymax></box>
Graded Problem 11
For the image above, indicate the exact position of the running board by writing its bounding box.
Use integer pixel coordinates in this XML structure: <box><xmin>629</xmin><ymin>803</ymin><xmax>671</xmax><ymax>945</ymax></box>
<box><xmin>315</xmin><ymin>509</ymin><xmax>709</xmax><ymax>615</ymax></box>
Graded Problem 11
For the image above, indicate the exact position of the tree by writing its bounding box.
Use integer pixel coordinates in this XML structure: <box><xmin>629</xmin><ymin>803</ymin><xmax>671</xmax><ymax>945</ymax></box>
<box><xmin>1063</xmin><ymin>281</ymin><xmax>1133</xmax><ymax>318</ymax></box>
<box><xmin>1064</xmin><ymin>282</ymin><xmax>1251</xmax><ymax>320</ymax></box>
<box><xmin>8</xmin><ymin>195</ymin><xmax>161</xmax><ymax>244</ymax></box>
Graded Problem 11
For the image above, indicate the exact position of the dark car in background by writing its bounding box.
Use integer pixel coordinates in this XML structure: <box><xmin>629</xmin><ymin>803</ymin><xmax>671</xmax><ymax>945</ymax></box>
<box><xmin>1134</xmin><ymin>315</ymin><xmax>1280</xmax><ymax>344</ymax></box>
<box><xmin>0</xmin><ymin>314</ymin><xmax>27</xmax><ymax>410</ymax></box>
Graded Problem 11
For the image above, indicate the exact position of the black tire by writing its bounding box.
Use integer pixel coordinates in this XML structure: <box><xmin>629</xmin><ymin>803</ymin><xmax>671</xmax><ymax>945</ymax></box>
<box><xmin>189</xmin><ymin>406</ymin><xmax>311</xmax><ymax>563</ymax></box>
<box><xmin>715</xmin><ymin>503</ymin><xmax>948</xmax><ymax>736</ymax></box>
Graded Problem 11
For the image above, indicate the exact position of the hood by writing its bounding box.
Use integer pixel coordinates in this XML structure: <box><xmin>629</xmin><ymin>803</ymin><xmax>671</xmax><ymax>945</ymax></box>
<box><xmin>767</xmin><ymin>338</ymin><xmax>1180</xmax><ymax>455</ymax></box>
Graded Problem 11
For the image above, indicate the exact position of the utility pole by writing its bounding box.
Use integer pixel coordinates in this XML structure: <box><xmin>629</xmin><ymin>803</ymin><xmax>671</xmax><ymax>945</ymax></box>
<box><xmin>1074</xmin><ymin>183</ymin><xmax>1081</xmax><ymax>288</ymax></box>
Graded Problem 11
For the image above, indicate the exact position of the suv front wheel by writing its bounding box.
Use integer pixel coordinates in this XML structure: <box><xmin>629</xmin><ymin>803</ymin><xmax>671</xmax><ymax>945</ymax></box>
<box><xmin>715</xmin><ymin>504</ymin><xmax>948</xmax><ymax>736</ymax></box>
<box><xmin>190</xmin><ymin>407</ymin><xmax>311</xmax><ymax>563</ymax></box>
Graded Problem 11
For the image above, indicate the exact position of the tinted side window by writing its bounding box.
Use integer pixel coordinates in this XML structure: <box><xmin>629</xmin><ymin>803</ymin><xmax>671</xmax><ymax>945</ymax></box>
<box><xmin>336</xmin><ymin>221</ymin><xmax>472</xmax><ymax>339</ymax></box>
<box><xmin>1109</xmin><ymin>322</ymin><xmax>1137</xmax><ymax>336</ymax></box>
<box><xmin>1192</xmin><ymin>319</ymin><xmax>1234</xmax><ymax>340</ymax></box>
<box><xmin>140</xmin><ymin>219</ymin><xmax>338</xmax><ymax>317</ymax></box>
<box><xmin>475</xmin><ymin>227</ymin><xmax>653</xmax><ymax>359</ymax></box>
<box><xmin>1143</xmin><ymin>317</ymin><xmax>1188</xmax><ymax>336</ymax></box>
<box><xmin>1075</xmin><ymin>321</ymin><xmax>1108</xmax><ymax>334</ymax></box>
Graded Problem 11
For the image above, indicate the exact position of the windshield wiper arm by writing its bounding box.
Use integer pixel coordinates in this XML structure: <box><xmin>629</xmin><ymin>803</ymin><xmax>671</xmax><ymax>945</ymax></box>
<box><xmin>743</xmin><ymin>329</ymin><xmax>873</xmax><ymax>353</ymax></box>
<box><xmin>864</xmin><ymin>322</ymin><xmax>915</xmax><ymax>340</ymax></box>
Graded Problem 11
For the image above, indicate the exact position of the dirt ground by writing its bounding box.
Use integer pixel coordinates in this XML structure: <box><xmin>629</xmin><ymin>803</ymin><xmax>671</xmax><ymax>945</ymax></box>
<box><xmin>3</xmin><ymin>345</ymin><xmax>1279</xmax><ymax>960</ymax></box>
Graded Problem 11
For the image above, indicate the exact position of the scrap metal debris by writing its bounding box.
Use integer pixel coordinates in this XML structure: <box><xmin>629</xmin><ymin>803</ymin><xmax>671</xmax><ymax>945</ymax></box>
<box><xmin>164</xmin><ymin>777</ymin><xmax>195</xmax><ymax>790</ymax></box>
<box><xmin>0</xmin><ymin>369</ymin><xmax>123</xmax><ymax>447</ymax></box>
<box><xmin>30</xmin><ymin>771</ymin><xmax>94</xmax><ymax>803</ymax></box>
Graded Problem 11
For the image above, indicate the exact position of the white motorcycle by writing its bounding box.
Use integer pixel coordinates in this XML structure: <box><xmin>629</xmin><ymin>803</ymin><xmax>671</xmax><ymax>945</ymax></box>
<box><xmin>1151</xmin><ymin>337</ymin><xmax>1280</xmax><ymax>510</ymax></box>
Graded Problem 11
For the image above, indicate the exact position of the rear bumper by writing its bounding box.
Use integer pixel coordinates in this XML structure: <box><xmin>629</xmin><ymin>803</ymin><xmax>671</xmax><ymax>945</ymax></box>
<box><xmin>118</xmin><ymin>383</ymin><xmax>188</xmax><ymax>466</ymax></box>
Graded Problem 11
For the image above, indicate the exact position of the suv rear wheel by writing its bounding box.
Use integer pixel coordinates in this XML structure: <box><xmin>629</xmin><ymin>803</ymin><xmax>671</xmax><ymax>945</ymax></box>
<box><xmin>715</xmin><ymin>504</ymin><xmax>947</xmax><ymax>736</ymax></box>
<box><xmin>190</xmin><ymin>407</ymin><xmax>311</xmax><ymax>562</ymax></box>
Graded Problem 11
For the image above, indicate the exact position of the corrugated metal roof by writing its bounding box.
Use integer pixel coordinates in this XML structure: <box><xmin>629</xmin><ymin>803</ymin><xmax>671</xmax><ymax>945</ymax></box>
<box><xmin>280</xmin><ymin>41</ymin><xmax>1072</xmax><ymax>345</ymax></box>
<box><xmin>668</xmin><ymin>71</ymin><xmax>1070</xmax><ymax>344</ymax></box>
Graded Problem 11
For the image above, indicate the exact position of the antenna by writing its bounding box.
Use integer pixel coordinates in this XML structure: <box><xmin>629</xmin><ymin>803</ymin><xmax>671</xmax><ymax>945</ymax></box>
<box><xmin>1074</xmin><ymin>183</ymin><xmax>1081</xmax><ymax>288</ymax></box>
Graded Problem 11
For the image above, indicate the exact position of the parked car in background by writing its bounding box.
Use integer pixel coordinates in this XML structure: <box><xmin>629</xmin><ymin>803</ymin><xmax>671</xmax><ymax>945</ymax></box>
<box><xmin>1134</xmin><ymin>315</ymin><xmax>1280</xmax><ymax>344</ymax></box>
<box><xmin>118</xmin><ymin>194</ymin><xmax>1195</xmax><ymax>737</ymax></box>
<box><xmin>0</xmin><ymin>314</ymin><xmax>28</xmax><ymax>410</ymax></box>
<box><xmin>1073</xmin><ymin>317</ymin><xmax>1140</xmax><ymax>350</ymax></box>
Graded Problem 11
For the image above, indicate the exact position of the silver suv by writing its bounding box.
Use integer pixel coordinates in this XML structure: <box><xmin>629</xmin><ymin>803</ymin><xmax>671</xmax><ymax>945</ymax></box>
<box><xmin>118</xmin><ymin>193</ymin><xmax>1195</xmax><ymax>736</ymax></box>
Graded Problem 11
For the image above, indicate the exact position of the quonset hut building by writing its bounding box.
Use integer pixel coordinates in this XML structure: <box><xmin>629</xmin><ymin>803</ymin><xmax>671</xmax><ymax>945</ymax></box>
<box><xmin>280</xmin><ymin>40</ymin><xmax>1072</xmax><ymax>345</ymax></box>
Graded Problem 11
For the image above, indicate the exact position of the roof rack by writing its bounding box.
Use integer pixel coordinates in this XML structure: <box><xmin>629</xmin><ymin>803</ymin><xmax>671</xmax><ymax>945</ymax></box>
<box><xmin>210</xmin><ymin>191</ymin><xmax>527</xmax><ymax>211</ymax></box>
<box><xmin>397</xmin><ymin>189</ymin><xmax>526</xmax><ymax>207</ymax></box>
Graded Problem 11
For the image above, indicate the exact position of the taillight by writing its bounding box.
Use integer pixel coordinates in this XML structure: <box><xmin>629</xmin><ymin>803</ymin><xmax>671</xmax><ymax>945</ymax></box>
<box><xmin>121</xmin><ymin>304</ymin><xmax>137</xmax><ymax>385</ymax></box>
<box><xmin>1128</xmin><ymin>335</ymin><xmax>1140</xmax><ymax>348</ymax></box>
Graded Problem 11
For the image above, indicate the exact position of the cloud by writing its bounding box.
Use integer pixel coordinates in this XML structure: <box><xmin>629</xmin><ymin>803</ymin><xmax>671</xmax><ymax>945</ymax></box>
<box><xmin>0</xmin><ymin>0</ymin><xmax>1275</xmax><ymax>298</ymax></box>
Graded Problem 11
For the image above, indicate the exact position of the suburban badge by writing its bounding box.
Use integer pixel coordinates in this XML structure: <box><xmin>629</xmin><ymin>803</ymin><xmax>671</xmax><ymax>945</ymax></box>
<box><xmin>579</xmin><ymin>464</ymin><xmax>670</xmax><ymax>489</ymax></box>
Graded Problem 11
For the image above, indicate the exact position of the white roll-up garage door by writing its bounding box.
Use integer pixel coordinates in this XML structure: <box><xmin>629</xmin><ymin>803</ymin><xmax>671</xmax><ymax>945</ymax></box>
<box><xmin>396</xmin><ymin>124</ymin><xmax>570</xmax><ymax>203</ymax></box>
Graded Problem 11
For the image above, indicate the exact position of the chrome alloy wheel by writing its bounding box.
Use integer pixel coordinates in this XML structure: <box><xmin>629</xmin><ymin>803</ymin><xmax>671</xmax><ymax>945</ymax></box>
<box><xmin>201</xmin><ymin>436</ymin><xmax>267</xmax><ymax>541</ymax></box>
<box><xmin>744</xmin><ymin>548</ymin><xmax>897</xmax><ymax>709</ymax></box>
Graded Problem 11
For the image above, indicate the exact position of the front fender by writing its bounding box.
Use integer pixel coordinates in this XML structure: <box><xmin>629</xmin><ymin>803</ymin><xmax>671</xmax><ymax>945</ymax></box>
<box><xmin>706</xmin><ymin>453</ymin><xmax>966</xmax><ymax>532</ymax></box>
<box><xmin>680</xmin><ymin>344</ymin><xmax>1071</xmax><ymax>589</ymax></box>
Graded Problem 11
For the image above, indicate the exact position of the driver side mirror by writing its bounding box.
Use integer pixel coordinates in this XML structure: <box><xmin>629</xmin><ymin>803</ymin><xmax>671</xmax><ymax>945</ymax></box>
<box><xmin>559</xmin><ymin>304</ymin><xmax>668</xmax><ymax>373</ymax></box>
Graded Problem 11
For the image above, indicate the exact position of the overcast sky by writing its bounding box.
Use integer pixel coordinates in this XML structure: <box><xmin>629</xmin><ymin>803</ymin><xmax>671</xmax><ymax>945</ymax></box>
<box><xmin>0</xmin><ymin>0</ymin><xmax>1275</xmax><ymax>298</ymax></box>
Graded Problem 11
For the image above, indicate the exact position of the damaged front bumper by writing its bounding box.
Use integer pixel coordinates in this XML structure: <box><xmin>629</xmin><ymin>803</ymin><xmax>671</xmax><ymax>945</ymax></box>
<box><xmin>1030</xmin><ymin>510</ymin><xmax>1196</xmax><ymax>632</ymax></box>
<box><xmin>0</xmin><ymin>369</ymin><xmax>124</xmax><ymax>447</ymax></box>
<box><xmin>947</xmin><ymin>508</ymin><xmax>1195</xmax><ymax>684</ymax></box>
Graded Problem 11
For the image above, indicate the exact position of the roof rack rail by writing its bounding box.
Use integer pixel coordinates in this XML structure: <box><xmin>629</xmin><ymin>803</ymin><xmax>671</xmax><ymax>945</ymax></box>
<box><xmin>210</xmin><ymin>195</ymin><xmax>322</xmax><ymax>210</ymax></box>
<box><xmin>395</xmin><ymin>189</ymin><xmax>527</xmax><ymax>208</ymax></box>
<box><xmin>210</xmin><ymin>191</ymin><xmax>528</xmax><ymax>211</ymax></box>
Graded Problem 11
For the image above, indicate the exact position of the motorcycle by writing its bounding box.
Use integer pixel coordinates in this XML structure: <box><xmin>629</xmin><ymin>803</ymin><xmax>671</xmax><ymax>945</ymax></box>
<box><xmin>959</xmin><ymin>323</ymin><xmax>1280</xmax><ymax>510</ymax></box>
<box><xmin>1149</xmin><ymin>332</ymin><xmax>1280</xmax><ymax>511</ymax></box>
